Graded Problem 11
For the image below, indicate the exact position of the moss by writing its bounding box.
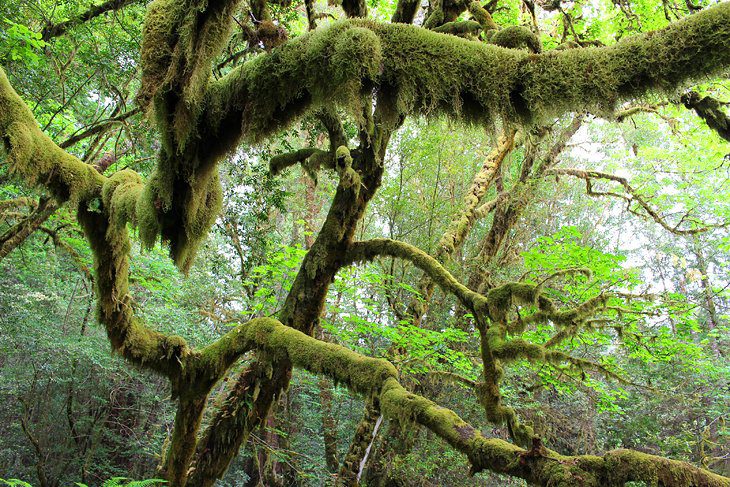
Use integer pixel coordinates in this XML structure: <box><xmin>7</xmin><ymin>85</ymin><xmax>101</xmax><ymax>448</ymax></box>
<box><xmin>467</xmin><ymin>1</ymin><xmax>497</xmax><ymax>31</ymax></box>
<box><xmin>491</xmin><ymin>26</ymin><xmax>541</xmax><ymax>53</ymax></box>
<box><xmin>345</xmin><ymin>238</ymin><xmax>488</xmax><ymax>317</ymax></box>
<box><xmin>205</xmin><ymin>21</ymin><xmax>383</xmax><ymax>147</ymax></box>
<box><xmin>207</xmin><ymin>3</ymin><xmax>730</xmax><ymax>142</ymax></box>
<box><xmin>193</xmin><ymin>318</ymin><xmax>398</xmax><ymax>396</ymax></box>
<box><xmin>681</xmin><ymin>91</ymin><xmax>730</xmax><ymax>142</ymax></box>
<box><xmin>102</xmin><ymin>169</ymin><xmax>144</xmax><ymax>230</ymax></box>
<box><xmin>433</xmin><ymin>20</ymin><xmax>483</xmax><ymax>38</ymax></box>
<box><xmin>520</xmin><ymin>2</ymin><xmax>730</xmax><ymax>121</ymax></box>
<box><xmin>140</xmin><ymin>0</ymin><xmax>241</xmax><ymax>146</ymax></box>
<box><xmin>603</xmin><ymin>449</ymin><xmax>730</xmax><ymax>487</ymax></box>
<box><xmin>75</xmin><ymin>205</ymin><xmax>189</xmax><ymax>381</ymax></box>
<box><xmin>486</xmin><ymin>282</ymin><xmax>538</xmax><ymax>324</ymax></box>
<box><xmin>0</xmin><ymin>68</ymin><xmax>105</xmax><ymax>206</ymax></box>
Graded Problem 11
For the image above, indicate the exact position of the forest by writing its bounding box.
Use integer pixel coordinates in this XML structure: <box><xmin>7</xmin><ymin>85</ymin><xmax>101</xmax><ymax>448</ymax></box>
<box><xmin>0</xmin><ymin>0</ymin><xmax>729</xmax><ymax>485</ymax></box>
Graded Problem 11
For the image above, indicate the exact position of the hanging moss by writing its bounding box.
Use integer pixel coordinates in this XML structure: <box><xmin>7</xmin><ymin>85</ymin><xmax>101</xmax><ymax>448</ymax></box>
<box><xmin>204</xmin><ymin>21</ymin><xmax>383</xmax><ymax>150</ymax></box>
<box><xmin>140</xmin><ymin>0</ymin><xmax>242</xmax><ymax>146</ymax></box>
<box><xmin>206</xmin><ymin>2</ymin><xmax>730</xmax><ymax>147</ymax></box>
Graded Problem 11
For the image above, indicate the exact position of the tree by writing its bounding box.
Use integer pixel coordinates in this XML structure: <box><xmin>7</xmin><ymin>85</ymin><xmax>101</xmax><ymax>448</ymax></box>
<box><xmin>1</xmin><ymin>0</ymin><xmax>730</xmax><ymax>485</ymax></box>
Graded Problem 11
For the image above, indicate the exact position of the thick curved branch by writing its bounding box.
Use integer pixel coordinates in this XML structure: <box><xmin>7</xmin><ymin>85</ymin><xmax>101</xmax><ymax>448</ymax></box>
<box><xmin>0</xmin><ymin>68</ymin><xmax>105</xmax><ymax>205</ymax></box>
<box><xmin>548</xmin><ymin>167</ymin><xmax>724</xmax><ymax>234</ymax></box>
<box><xmin>205</xmin><ymin>3</ymin><xmax>730</xmax><ymax>154</ymax></box>
<box><xmin>198</xmin><ymin>317</ymin><xmax>730</xmax><ymax>487</ymax></box>
<box><xmin>345</xmin><ymin>238</ymin><xmax>489</xmax><ymax>315</ymax></box>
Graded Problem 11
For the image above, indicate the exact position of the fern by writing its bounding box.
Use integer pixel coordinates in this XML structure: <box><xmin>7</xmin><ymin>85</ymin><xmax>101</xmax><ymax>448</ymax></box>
<box><xmin>101</xmin><ymin>479</ymin><xmax>167</xmax><ymax>487</ymax></box>
<box><xmin>0</xmin><ymin>480</ymin><xmax>34</xmax><ymax>487</ymax></box>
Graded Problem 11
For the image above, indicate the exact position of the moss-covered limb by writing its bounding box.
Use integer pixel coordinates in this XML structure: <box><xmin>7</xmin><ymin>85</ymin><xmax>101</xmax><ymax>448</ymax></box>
<box><xmin>681</xmin><ymin>91</ymin><xmax>730</xmax><ymax>142</ymax></box>
<box><xmin>316</xmin><ymin>108</ymin><xmax>348</xmax><ymax>151</ymax></box>
<box><xmin>76</xmin><ymin>205</ymin><xmax>190</xmax><ymax>379</ymax></box>
<box><xmin>378</xmin><ymin>376</ymin><xmax>538</xmax><ymax>480</ymax></box>
<box><xmin>203</xmin><ymin>21</ymin><xmax>385</xmax><ymax>152</ymax></box>
<box><xmin>191</xmin><ymin>97</ymin><xmax>401</xmax><ymax>486</ymax></box>
<box><xmin>434</xmin><ymin>130</ymin><xmax>516</xmax><ymax>262</ymax></box>
<box><xmin>195</xmin><ymin>318</ymin><xmax>398</xmax><ymax>394</ymax></box>
<box><xmin>207</xmin><ymin>2</ymin><xmax>730</xmax><ymax>145</ymax></box>
<box><xmin>161</xmin><ymin>396</ymin><xmax>207</xmax><ymax>487</ymax></box>
<box><xmin>547</xmin><ymin>168</ymin><xmax>722</xmax><ymax>234</ymax></box>
<box><xmin>0</xmin><ymin>67</ymin><xmax>106</xmax><ymax>205</ymax></box>
<box><xmin>433</xmin><ymin>20</ymin><xmax>484</xmax><ymax>37</ymax></box>
<box><xmin>41</xmin><ymin>0</ymin><xmax>142</xmax><ymax>40</ymax></box>
<box><xmin>467</xmin><ymin>117</ymin><xmax>582</xmax><ymax>301</ymax></box>
<box><xmin>431</xmin><ymin>370</ymin><xmax>478</xmax><ymax>388</ymax></box>
<box><xmin>0</xmin><ymin>196</ymin><xmax>37</xmax><ymax>212</ymax></box>
<box><xmin>491</xmin><ymin>26</ymin><xmax>541</xmax><ymax>53</ymax></box>
<box><xmin>404</xmin><ymin>130</ymin><xmax>516</xmax><ymax>325</ymax></box>
<box><xmin>269</xmin><ymin>148</ymin><xmax>326</xmax><ymax>176</ymax></box>
<box><xmin>468</xmin><ymin>1</ymin><xmax>498</xmax><ymax>31</ymax></box>
<box><xmin>601</xmin><ymin>449</ymin><xmax>730</xmax><ymax>487</ymax></box>
<box><xmin>187</xmin><ymin>361</ymin><xmax>280</xmax><ymax>487</ymax></box>
<box><xmin>183</xmin><ymin>317</ymin><xmax>281</xmax><ymax>393</ymax></box>
<box><xmin>473</xmin><ymin>191</ymin><xmax>507</xmax><ymax>218</ymax></box>
<box><xmin>138</xmin><ymin>0</ymin><xmax>242</xmax><ymax>118</ymax></box>
<box><xmin>0</xmin><ymin>197</ymin><xmax>58</xmax><ymax>262</ymax></box>
<box><xmin>189</xmin><ymin>315</ymin><xmax>730</xmax><ymax>486</ymax></box>
<box><xmin>345</xmin><ymin>238</ymin><xmax>489</xmax><ymax>316</ymax></box>
<box><xmin>391</xmin><ymin>0</ymin><xmax>420</xmax><ymax>23</ymax></box>
<box><xmin>337</xmin><ymin>397</ymin><xmax>382</xmax><ymax>486</ymax></box>
<box><xmin>614</xmin><ymin>102</ymin><xmax>670</xmax><ymax>123</ymax></box>
<box><xmin>475</xmin><ymin>320</ymin><xmax>537</xmax><ymax>448</ymax></box>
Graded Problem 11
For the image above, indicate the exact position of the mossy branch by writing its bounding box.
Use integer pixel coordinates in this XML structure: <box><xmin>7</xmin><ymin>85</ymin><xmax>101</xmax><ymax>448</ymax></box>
<box><xmin>681</xmin><ymin>90</ymin><xmax>730</xmax><ymax>142</ymax></box>
<box><xmin>345</xmin><ymin>238</ymin><xmax>489</xmax><ymax>317</ymax></box>
<box><xmin>205</xmin><ymin>2</ymin><xmax>730</xmax><ymax>150</ymax></box>
<box><xmin>41</xmin><ymin>0</ymin><xmax>142</xmax><ymax>41</ymax></box>
<box><xmin>0</xmin><ymin>67</ymin><xmax>105</xmax><ymax>205</ymax></box>
<box><xmin>182</xmin><ymin>317</ymin><xmax>730</xmax><ymax>486</ymax></box>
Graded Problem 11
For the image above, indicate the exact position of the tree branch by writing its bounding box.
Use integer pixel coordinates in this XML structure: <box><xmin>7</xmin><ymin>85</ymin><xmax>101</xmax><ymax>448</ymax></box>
<box><xmin>548</xmin><ymin>167</ymin><xmax>724</xmax><ymax>234</ymax></box>
<box><xmin>41</xmin><ymin>0</ymin><xmax>142</xmax><ymax>41</ymax></box>
<box><xmin>191</xmin><ymin>317</ymin><xmax>730</xmax><ymax>487</ymax></box>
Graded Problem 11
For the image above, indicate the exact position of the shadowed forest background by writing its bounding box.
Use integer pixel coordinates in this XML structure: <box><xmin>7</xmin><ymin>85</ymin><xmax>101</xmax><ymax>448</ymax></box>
<box><xmin>0</xmin><ymin>0</ymin><xmax>729</xmax><ymax>485</ymax></box>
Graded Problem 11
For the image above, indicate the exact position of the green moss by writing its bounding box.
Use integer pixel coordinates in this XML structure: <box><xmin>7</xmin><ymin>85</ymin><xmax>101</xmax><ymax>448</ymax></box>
<box><xmin>0</xmin><ymin>68</ymin><xmax>105</xmax><ymax>205</ymax></box>
<box><xmin>205</xmin><ymin>21</ymin><xmax>383</xmax><ymax>147</ymax></box>
<box><xmin>467</xmin><ymin>1</ymin><xmax>497</xmax><ymax>31</ymax></box>
<box><xmin>486</xmin><ymin>282</ymin><xmax>538</xmax><ymax>324</ymax></box>
<box><xmin>75</xmin><ymin>205</ymin><xmax>190</xmax><ymax>381</ymax></box>
<box><xmin>491</xmin><ymin>26</ymin><xmax>541</xmax><ymax>53</ymax></box>
<box><xmin>345</xmin><ymin>238</ymin><xmax>489</xmax><ymax>317</ymax></box>
<box><xmin>207</xmin><ymin>3</ymin><xmax>730</xmax><ymax>141</ymax></box>
<box><xmin>194</xmin><ymin>318</ymin><xmax>398</xmax><ymax>395</ymax></box>
<box><xmin>433</xmin><ymin>20</ymin><xmax>483</xmax><ymax>38</ymax></box>
<box><xmin>102</xmin><ymin>169</ymin><xmax>144</xmax><ymax>230</ymax></box>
